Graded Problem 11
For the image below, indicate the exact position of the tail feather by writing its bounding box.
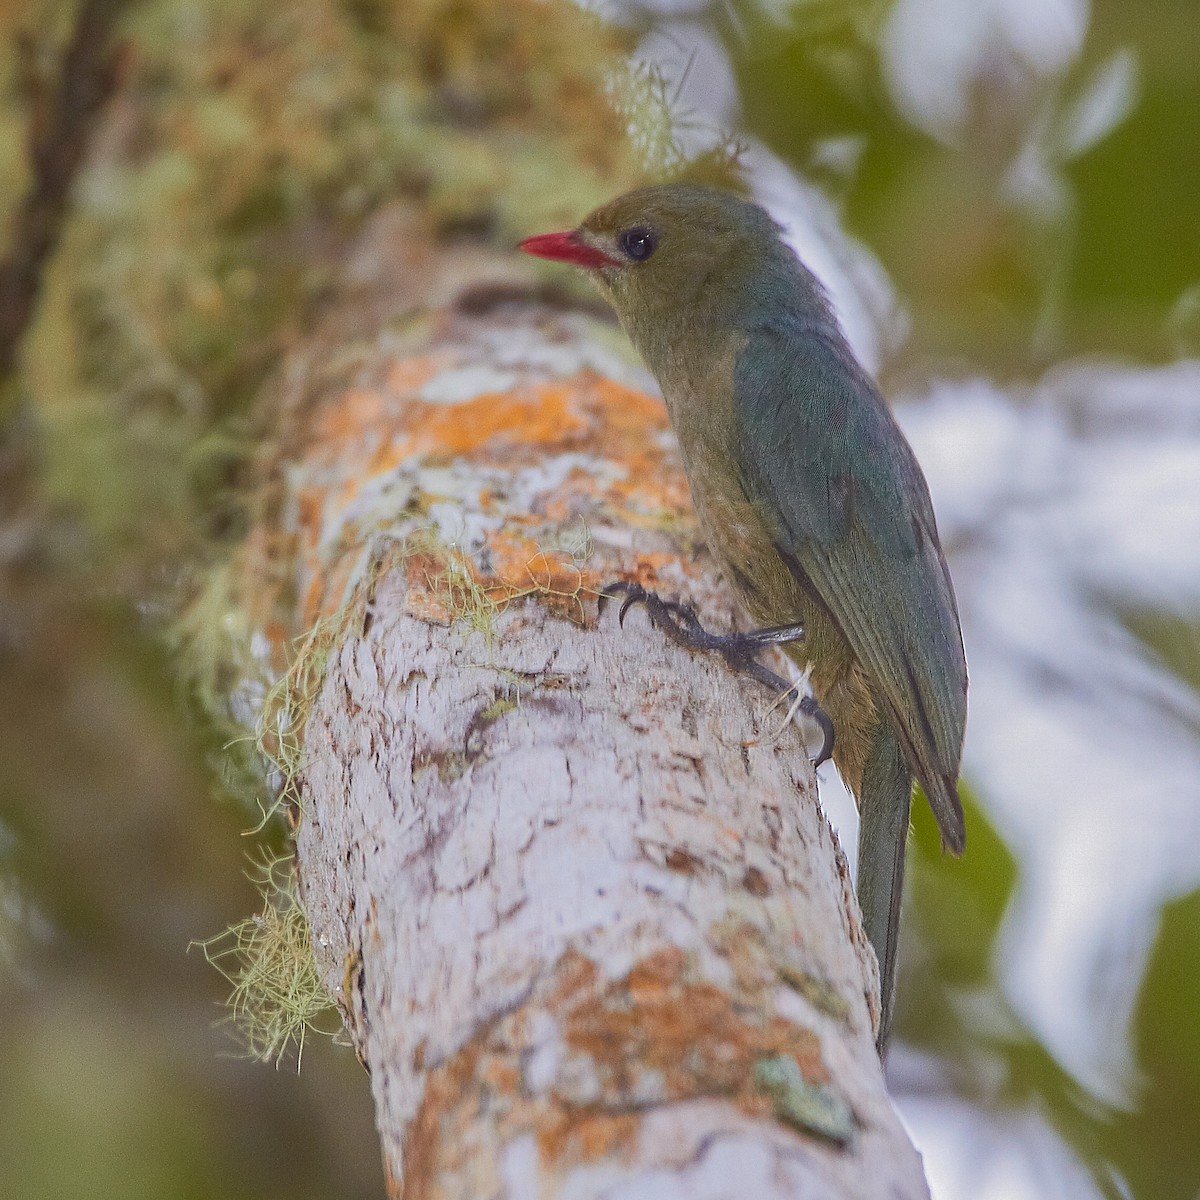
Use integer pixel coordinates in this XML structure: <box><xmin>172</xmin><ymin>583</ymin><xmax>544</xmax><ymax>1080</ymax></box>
<box><xmin>923</xmin><ymin>770</ymin><xmax>965</xmax><ymax>855</ymax></box>
<box><xmin>857</xmin><ymin>721</ymin><xmax>912</xmax><ymax>1057</ymax></box>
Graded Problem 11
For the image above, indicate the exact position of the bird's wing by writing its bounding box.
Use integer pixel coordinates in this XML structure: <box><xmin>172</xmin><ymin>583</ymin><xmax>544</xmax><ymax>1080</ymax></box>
<box><xmin>733</xmin><ymin>320</ymin><xmax>967</xmax><ymax>850</ymax></box>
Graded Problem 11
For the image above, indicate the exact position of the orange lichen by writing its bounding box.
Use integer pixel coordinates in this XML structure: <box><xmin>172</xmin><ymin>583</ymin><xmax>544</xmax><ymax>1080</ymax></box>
<box><xmin>405</xmin><ymin>581</ymin><xmax>457</xmax><ymax>626</ymax></box>
<box><xmin>546</xmin><ymin>947</ymin><xmax>601</xmax><ymax>1007</ymax></box>
<box><xmin>400</xmin><ymin>1032</ymin><xmax>485</xmax><ymax>1200</ymax></box>
<box><xmin>298</xmin><ymin>547</ymin><xmax>361</xmax><ymax>628</ymax></box>
<box><xmin>300</xmin><ymin>368</ymin><xmax>687</xmax><ymax>529</ymax></box>
<box><xmin>479</xmin><ymin>1054</ymin><xmax>521</xmax><ymax>1097</ymax></box>
<box><xmin>299</xmin><ymin>574</ymin><xmax>326</xmax><ymax>630</ymax></box>
<box><xmin>384</xmin><ymin>355</ymin><xmax>445</xmax><ymax>398</ymax></box>
<box><xmin>483</xmin><ymin>530</ymin><xmax>602</xmax><ymax>618</ymax></box>
<box><xmin>536</xmin><ymin>1110</ymin><xmax>640</xmax><ymax>1168</ymax></box>
<box><xmin>396</xmin><ymin>945</ymin><xmax>842</xmax><ymax>1196</ymax></box>
<box><xmin>554</xmin><ymin>945</ymin><xmax>831</xmax><ymax>1124</ymax></box>
<box><xmin>486</xmin><ymin>530</ymin><xmax>561</xmax><ymax>590</ymax></box>
<box><xmin>394</xmin><ymin>382</ymin><xmax>589</xmax><ymax>462</ymax></box>
<box><xmin>314</xmin><ymin>386</ymin><xmax>389</xmax><ymax>444</ymax></box>
<box><xmin>608</xmin><ymin>461</ymin><xmax>695</xmax><ymax>521</ymax></box>
<box><xmin>264</xmin><ymin>339</ymin><xmax>717</xmax><ymax>655</ymax></box>
<box><xmin>626</xmin><ymin>946</ymin><xmax>687</xmax><ymax>1005</ymax></box>
<box><xmin>590</xmin><ymin>376</ymin><xmax>670</xmax><ymax>431</ymax></box>
<box><xmin>295</xmin><ymin>486</ymin><xmax>326</xmax><ymax>542</ymax></box>
<box><xmin>628</xmin><ymin>551</ymin><xmax>702</xmax><ymax>585</ymax></box>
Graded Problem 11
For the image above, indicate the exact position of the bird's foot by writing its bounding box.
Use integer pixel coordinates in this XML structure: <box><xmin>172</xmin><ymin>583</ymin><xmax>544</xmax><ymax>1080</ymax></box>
<box><xmin>602</xmin><ymin>581</ymin><xmax>805</xmax><ymax>661</ymax></box>
<box><xmin>778</xmin><ymin>690</ymin><xmax>836</xmax><ymax>768</ymax></box>
<box><xmin>601</xmin><ymin>581</ymin><xmax>834</xmax><ymax>766</ymax></box>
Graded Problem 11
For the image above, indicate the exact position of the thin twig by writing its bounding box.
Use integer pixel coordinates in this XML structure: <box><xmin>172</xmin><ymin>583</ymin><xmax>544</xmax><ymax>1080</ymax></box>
<box><xmin>0</xmin><ymin>0</ymin><xmax>129</xmax><ymax>385</ymax></box>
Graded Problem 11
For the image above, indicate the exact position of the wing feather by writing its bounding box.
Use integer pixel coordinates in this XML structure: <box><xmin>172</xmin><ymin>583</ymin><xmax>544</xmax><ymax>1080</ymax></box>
<box><xmin>734</xmin><ymin>320</ymin><xmax>967</xmax><ymax>848</ymax></box>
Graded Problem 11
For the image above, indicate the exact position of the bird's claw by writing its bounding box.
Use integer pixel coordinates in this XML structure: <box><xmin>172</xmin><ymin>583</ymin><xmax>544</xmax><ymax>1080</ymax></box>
<box><xmin>603</xmin><ymin>581</ymin><xmax>803</xmax><ymax>653</ymax></box>
<box><xmin>604</xmin><ymin>581</ymin><xmax>695</xmax><ymax>632</ymax></box>
<box><xmin>798</xmin><ymin>694</ymin><xmax>836</xmax><ymax>768</ymax></box>
<box><xmin>601</xmin><ymin>578</ymin><xmax>834</xmax><ymax>767</ymax></box>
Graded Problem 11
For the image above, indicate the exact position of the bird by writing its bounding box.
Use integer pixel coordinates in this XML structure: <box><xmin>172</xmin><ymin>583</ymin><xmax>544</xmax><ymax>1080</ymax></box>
<box><xmin>520</xmin><ymin>183</ymin><xmax>967</xmax><ymax>1053</ymax></box>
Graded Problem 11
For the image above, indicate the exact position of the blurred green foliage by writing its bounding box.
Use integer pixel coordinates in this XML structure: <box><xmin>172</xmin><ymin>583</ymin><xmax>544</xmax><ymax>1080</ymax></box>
<box><xmin>1119</xmin><ymin>889</ymin><xmax>1200</xmax><ymax>1198</ymax></box>
<box><xmin>1123</xmin><ymin>608</ymin><xmax>1200</xmax><ymax>696</ymax></box>
<box><xmin>1074</xmin><ymin>0</ymin><xmax>1200</xmax><ymax>358</ymax></box>
<box><xmin>725</xmin><ymin>0</ymin><xmax>1200</xmax><ymax>372</ymax></box>
<box><xmin>903</xmin><ymin>780</ymin><xmax>1200</xmax><ymax>1197</ymax></box>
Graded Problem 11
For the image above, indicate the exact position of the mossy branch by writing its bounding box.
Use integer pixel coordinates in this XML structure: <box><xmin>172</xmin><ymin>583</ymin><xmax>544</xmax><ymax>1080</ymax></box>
<box><xmin>193</xmin><ymin>851</ymin><xmax>340</xmax><ymax>1070</ymax></box>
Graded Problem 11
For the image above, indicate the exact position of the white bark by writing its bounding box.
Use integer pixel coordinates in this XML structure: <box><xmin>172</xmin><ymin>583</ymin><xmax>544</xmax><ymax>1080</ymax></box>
<box><xmin>251</xmin><ymin>212</ymin><xmax>931</xmax><ymax>1196</ymax></box>
<box><xmin>300</xmin><ymin>585</ymin><xmax>929</xmax><ymax>1198</ymax></box>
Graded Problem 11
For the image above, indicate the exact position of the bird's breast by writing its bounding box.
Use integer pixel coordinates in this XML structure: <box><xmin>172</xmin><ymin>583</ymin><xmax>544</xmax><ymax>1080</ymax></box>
<box><xmin>660</xmin><ymin>361</ymin><xmax>814</xmax><ymax>636</ymax></box>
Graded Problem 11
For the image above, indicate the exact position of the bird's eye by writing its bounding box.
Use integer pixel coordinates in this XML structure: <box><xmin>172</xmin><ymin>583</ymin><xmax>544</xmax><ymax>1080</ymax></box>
<box><xmin>618</xmin><ymin>226</ymin><xmax>658</xmax><ymax>262</ymax></box>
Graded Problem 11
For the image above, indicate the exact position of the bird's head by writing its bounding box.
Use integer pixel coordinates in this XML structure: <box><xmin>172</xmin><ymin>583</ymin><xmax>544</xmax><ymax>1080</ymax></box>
<box><xmin>520</xmin><ymin>184</ymin><xmax>795</xmax><ymax>342</ymax></box>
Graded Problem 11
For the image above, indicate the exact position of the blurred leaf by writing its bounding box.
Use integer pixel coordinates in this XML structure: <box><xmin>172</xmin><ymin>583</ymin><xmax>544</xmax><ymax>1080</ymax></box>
<box><xmin>901</xmin><ymin>790</ymin><xmax>1126</xmax><ymax>1199</ymax></box>
<box><xmin>726</xmin><ymin>0</ymin><xmax>1200</xmax><ymax>368</ymax></box>
<box><xmin>1109</xmin><ymin>888</ymin><xmax>1200</xmax><ymax>1199</ymax></box>
<box><xmin>1121</xmin><ymin>609</ymin><xmax>1200</xmax><ymax>694</ymax></box>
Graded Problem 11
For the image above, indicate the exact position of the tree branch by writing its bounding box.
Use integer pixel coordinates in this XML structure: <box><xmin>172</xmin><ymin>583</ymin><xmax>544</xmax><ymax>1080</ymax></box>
<box><xmin>0</xmin><ymin>0</ymin><xmax>128</xmax><ymax>386</ymax></box>
<box><xmin>224</xmin><ymin>205</ymin><xmax>932</xmax><ymax>1197</ymax></box>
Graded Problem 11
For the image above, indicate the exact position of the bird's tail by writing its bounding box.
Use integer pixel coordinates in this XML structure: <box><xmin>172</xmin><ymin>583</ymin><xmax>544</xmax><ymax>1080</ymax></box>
<box><xmin>856</xmin><ymin>721</ymin><xmax>912</xmax><ymax>1057</ymax></box>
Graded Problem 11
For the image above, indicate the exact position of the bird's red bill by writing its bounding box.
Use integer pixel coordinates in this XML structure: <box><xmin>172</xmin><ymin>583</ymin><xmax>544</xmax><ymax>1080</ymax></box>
<box><xmin>519</xmin><ymin>231</ymin><xmax>620</xmax><ymax>269</ymax></box>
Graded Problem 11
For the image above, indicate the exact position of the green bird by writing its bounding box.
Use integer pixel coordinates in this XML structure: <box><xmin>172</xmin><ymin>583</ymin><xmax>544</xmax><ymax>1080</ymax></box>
<box><xmin>521</xmin><ymin>183</ymin><xmax>967</xmax><ymax>1052</ymax></box>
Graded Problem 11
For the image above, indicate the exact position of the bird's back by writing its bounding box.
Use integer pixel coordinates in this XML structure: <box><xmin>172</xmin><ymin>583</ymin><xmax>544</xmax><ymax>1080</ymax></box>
<box><xmin>729</xmin><ymin>295</ymin><xmax>967</xmax><ymax>850</ymax></box>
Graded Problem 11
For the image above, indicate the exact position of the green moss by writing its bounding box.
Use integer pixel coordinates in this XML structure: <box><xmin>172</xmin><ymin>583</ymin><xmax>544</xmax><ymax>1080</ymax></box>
<box><xmin>777</xmin><ymin>964</ymin><xmax>852</xmax><ymax>1023</ymax></box>
<box><xmin>754</xmin><ymin>1054</ymin><xmax>857</xmax><ymax>1145</ymax></box>
<box><xmin>478</xmin><ymin>695</ymin><xmax>518</xmax><ymax>722</ymax></box>
<box><xmin>419</xmin><ymin>534</ymin><xmax>504</xmax><ymax>645</ymax></box>
<box><xmin>254</xmin><ymin>609</ymin><xmax>346</xmax><ymax>816</ymax></box>
<box><xmin>193</xmin><ymin>852</ymin><xmax>338</xmax><ymax>1070</ymax></box>
<box><xmin>1</xmin><ymin>0</ymin><xmax>734</xmax><ymax>1069</ymax></box>
<box><xmin>9</xmin><ymin>0</ymin><xmax>726</xmax><ymax>587</ymax></box>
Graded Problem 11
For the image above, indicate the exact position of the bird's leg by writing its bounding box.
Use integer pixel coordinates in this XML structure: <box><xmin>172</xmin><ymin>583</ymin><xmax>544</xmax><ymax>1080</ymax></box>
<box><xmin>602</xmin><ymin>582</ymin><xmax>805</xmax><ymax>657</ymax></box>
<box><xmin>601</xmin><ymin>581</ymin><xmax>835</xmax><ymax>766</ymax></box>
